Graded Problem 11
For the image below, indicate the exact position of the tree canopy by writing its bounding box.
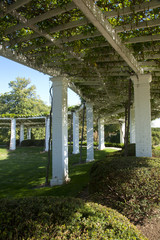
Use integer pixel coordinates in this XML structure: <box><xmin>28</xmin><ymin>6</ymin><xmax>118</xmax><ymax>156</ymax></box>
<box><xmin>0</xmin><ymin>77</ymin><xmax>50</xmax><ymax>115</ymax></box>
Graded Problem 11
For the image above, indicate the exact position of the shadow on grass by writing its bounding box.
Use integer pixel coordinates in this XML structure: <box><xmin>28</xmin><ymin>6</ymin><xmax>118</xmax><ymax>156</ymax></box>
<box><xmin>0</xmin><ymin>146</ymin><xmax>115</xmax><ymax>198</ymax></box>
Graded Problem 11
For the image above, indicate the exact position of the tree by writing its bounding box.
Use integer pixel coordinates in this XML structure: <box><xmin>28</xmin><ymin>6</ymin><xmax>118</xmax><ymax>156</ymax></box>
<box><xmin>0</xmin><ymin>77</ymin><xmax>49</xmax><ymax>114</ymax></box>
<box><xmin>0</xmin><ymin>77</ymin><xmax>50</xmax><ymax>144</ymax></box>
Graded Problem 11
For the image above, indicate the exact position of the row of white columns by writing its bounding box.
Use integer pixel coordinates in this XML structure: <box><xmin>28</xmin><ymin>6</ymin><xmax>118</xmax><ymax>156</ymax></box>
<box><xmin>50</xmin><ymin>73</ymin><xmax>152</xmax><ymax>185</ymax></box>
<box><xmin>10</xmin><ymin>121</ymin><xmax>32</xmax><ymax>150</ymax></box>
<box><xmin>9</xmin><ymin>119</ymin><xmax>49</xmax><ymax>151</ymax></box>
<box><xmin>9</xmin><ymin>74</ymin><xmax>152</xmax><ymax>186</ymax></box>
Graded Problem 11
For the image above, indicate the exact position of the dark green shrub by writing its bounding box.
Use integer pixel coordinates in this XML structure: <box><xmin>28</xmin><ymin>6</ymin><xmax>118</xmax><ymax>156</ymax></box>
<box><xmin>21</xmin><ymin>139</ymin><xmax>45</xmax><ymax>147</ymax></box>
<box><xmin>152</xmin><ymin>128</ymin><xmax>160</xmax><ymax>146</ymax></box>
<box><xmin>105</xmin><ymin>142</ymin><xmax>124</xmax><ymax>148</ymax></box>
<box><xmin>0</xmin><ymin>197</ymin><xmax>147</xmax><ymax>239</ymax></box>
<box><xmin>89</xmin><ymin>157</ymin><xmax>160</xmax><ymax>223</ymax></box>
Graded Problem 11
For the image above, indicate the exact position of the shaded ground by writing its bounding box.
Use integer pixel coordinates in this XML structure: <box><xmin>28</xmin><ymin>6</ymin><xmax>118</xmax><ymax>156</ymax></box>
<box><xmin>136</xmin><ymin>209</ymin><xmax>160</xmax><ymax>240</ymax></box>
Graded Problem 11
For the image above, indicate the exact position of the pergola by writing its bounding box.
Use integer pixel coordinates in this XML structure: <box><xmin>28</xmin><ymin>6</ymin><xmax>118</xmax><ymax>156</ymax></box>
<box><xmin>0</xmin><ymin>0</ymin><xmax>160</xmax><ymax>185</ymax></box>
<box><xmin>0</xmin><ymin>115</ymin><xmax>50</xmax><ymax>151</ymax></box>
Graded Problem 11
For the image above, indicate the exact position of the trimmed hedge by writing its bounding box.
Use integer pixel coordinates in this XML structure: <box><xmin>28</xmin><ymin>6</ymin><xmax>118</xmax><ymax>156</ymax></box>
<box><xmin>68</xmin><ymin>141</ymin><xmax>124</xmax><ymax>148</ymax></box>
<box><xmin>0</xmin><ymin>197</ymin><xmax>147</xmax><ymax>240</ymax></box>
<box><xmin>89</xmin><ymin>157</ymin><xmax>160</xmax><ymax>223</ymax></box>
<box><xmin>21</xmin><ymin>139</ymin><xmax>45</xmax><ymax>147</ymax></box>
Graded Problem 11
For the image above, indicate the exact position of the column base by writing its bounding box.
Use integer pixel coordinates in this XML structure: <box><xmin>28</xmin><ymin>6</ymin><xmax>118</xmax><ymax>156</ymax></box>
<box><xmin>98</xmin><ymin>145</ymin><xmax>105</xmax><ymax>150</ymax></box>
<box><xmin>72</xmin><ymin>151</ymin><xmax>80</xmax><ymax>154</ymax></box>
<box><xmin>50</xmin><ymin>177</ymin><xmax>70</xmax><ymax>186</ymax></box>
<box><xmin>86</xmin><ymin>158</ymin><xmax>94</xmax><ymax>162</ymax></box>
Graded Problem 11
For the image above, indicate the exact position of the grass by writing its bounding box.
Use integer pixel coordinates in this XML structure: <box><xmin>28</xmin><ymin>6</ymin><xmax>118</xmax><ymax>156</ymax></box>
<box><xmin>0</xmin><ymin>146</ymin><xmax>117</xmax><ymax>198</ymax></box>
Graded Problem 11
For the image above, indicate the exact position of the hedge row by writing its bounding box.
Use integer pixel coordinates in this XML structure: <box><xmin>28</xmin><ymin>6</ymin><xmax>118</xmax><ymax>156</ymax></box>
<box><xmin>0</xmin><ymin>197</ymin><xmax>147</xmax><ymax>240</ymax></box>
<box><xmin>21</xmin><ymin>139</ymin><xmax>45</xmax><ymax>147</ymax></box>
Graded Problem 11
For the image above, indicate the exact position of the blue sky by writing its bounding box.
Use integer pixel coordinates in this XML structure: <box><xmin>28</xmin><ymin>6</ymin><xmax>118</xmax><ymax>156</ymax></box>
<box><xmin>0</xmin><ymin>56</ymin><xmax>81</xmax><ymax>106</ymax></box>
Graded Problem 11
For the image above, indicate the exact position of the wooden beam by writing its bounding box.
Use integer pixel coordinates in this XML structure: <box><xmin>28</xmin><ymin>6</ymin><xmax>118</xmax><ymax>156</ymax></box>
<box><xmin>0</xmin><ymin>0</ymin><xmax>32</xmax><ymax>18</ymax></box>
<box><xmin>139</xmin><ymin>61</ymin><xmax>160</xmax><ymax>67</ymax></box>
<box><xmin>125</xmin><ymin>34</ymin><xmax>160</xmax><ymax>44</ymax></box>
<box><xmin>73</xmin><ymin>0</ymin><xmax>143</xmax><ymax>74</ymax></box>
<box><xmin>115</xmin><ymin>18</ymin><xmax>160</xmax><ymax>33</ymax></box>
<box><xmin>50</xmin><ymin>18</ymin><xmax>89</xmax><ymax>34</ymax></box>
<box><xmin>20</xmin><ymin>30</ymin><xmax>101</xmax><ymax>52</ymax></box>
<box><xmin>0</xmin><ymin>45</ymin><xmax>60</xmax><ymax>76</ymax></box>
<box><xmin>5</xmin><ymin>2</ymin><xmax>76</xmax><ymax>35</ymax></box>
<box><xmin>104</xmin><ymin>0</ymin><xmax>160</xmax><ymax>19</ymax></box>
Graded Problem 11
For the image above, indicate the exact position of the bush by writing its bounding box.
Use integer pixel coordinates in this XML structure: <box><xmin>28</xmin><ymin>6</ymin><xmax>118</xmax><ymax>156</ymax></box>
<box><xmin>105</xmin><ymin>142</ymin><xmax>124</xmax><ymax>148</ymax></box>
<box><xmin>21</xmin><ymin>139</ymin><xmax>45</xmax><ymax>147</ymax></box>
<box><xmin>89</xmin><ymin>157</ymin><xmax>160</xmax><ymax>224</ymax></box>
<box><xmin>0</xmin><ymin>197</ymin><xmax>147</xmax><ymax>240</ymax></box>
<box><xmin>152</xmin><ymin>128</ymin><xmax>160</xmax><ymax>146</ymax></box>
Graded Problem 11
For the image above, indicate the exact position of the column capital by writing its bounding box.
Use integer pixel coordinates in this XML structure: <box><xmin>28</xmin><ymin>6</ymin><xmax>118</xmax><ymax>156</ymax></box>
<box><xmin>86</xmin><ymin>102</ymin><xmax>93</xmax><ymax>108</ymax></box>
<box><xmin>131</xmin><ymin>74</ymin><xmax>152</xmax><ymax>85</ymax></box>
<box><xmin>50</xmin><ymin>76</ymin><xmax>68</xmax><ymax>86</ymax></box>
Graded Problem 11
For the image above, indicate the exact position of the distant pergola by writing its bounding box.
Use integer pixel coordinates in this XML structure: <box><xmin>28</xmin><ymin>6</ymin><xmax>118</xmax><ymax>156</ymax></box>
<box><xmin>0</xmin><ymin>0</ymin><xmax>160</xmax><ymax>185</ymax></box>
<box><xmin>0</xmin><ymin>116</ymin><xmax>50</xmax><ymax>151</ymax></box>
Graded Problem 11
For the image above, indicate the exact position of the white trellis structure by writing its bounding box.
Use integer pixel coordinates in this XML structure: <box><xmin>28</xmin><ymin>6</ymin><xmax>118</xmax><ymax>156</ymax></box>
<box><xmin>0</xmin><ymin>116</ymin><xmax>50</xmax><ymax>151</ymax></box>
<box><xmin>1</xmin><ymin>0</ymin><xmax>160</xmax><ymax>185</ymax></box>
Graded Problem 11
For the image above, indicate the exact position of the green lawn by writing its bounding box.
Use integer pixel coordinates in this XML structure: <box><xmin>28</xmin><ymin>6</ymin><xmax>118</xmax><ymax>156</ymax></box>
<box><xmin>0</xmin><ymin>146</ymin><xmax>117</xmax><ymax>198</ymax></box>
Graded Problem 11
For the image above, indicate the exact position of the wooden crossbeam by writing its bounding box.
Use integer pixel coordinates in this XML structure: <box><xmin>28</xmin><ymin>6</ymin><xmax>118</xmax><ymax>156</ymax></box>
<box><xmin>50</xmin><ymin>18</ymin><xmax>89</xmax><ymax>34</ymax></box>
<box><xmin>125</xmin><ymin>34</ymin><xmax>160</xmax><ymax>44</ymax></box>
<box><xmin>21</xmin><ymin>30</ymin><xmax>101</xmax><ymax>52</ymax></box>
<box><xmin>0</xmin><ymin>45</ymin><xmax>60</xmax><ymax>76</ymax></box>
<box><xmin>73</xmin><ymin>0</ymin><xmax>143</xmax><ymax>74</ymax></box>
<box><xmin>139</xmin><ymin>61</ymin><xmax>160</xmax><ymax>67</ymax></box>
<box><xmin>0</xmin><ymin>0</ymin><xmax>32</xmax><ymax>18</ymax></box>
<box><xmin>104</xmin><ymin>0</ymin><xmax>160</xmax><ymax>19</ymax></box>
<box><xmin>115</xmin><ymin>18</ymin><xmax>160</xmax><ymax>33</ymax></box>
<box><xmin>5</xmin><ymin>2</ymin><xmax>76</xmax><ymax>35</ymax></box>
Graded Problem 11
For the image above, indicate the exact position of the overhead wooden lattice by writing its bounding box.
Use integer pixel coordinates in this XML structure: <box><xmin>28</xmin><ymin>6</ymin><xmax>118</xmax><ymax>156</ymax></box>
<box><xmin>1</xmin><ymin>0</ymin><xmax>160</xmax><ymax>120</ymax></box>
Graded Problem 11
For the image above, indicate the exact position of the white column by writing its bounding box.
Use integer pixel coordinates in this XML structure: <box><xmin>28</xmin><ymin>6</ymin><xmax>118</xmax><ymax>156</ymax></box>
<box><xmin>72</xmin><ymin>112</ymin><xmax>79</xmax><ymax>154</ymax></box>
<box><xmin>130</xmin><ymin>107</ymin><xmax>135</xmax><ymax>143</ymax></box>
<box><xmin>131</xmin><ymin>74</ymin><xmax>152</xmax><ymax>157</ymax></box>
<box><xmin>86</xmin><ymin>102</ymin><xmax>94</xmax><ymax>162</ymax></box>
<box><xmin>10</xmin><ymin>118</ymin><xmax>16</xmax><ymax>150</ymax></box>
<box><xmin>119</xmin><ymin>122</ymin><xmax>125</xmax><ymax>144</ymax></box>
<box><xmin>20</xmin><ymin>124</ymin><xmax>24</xmax><ymax>144</ymax></box>
<box><xmin>50</xmin><ymin>76</ymin><xmax>69</xmax><ymax>186</ymax></box>
<box><xmin>27</xmin><ymin>128</ymin><xmax>31</xmax><ymax>139</ymax></box>
<box><xmin>98</xmin><ymin>118</ymin><xmax>105</xmax><ymax>150</ymax></box>
<box><xmin>45</xmin><ymin>116</ymin><xmax>50</xmax><ymax>152</ymax></box>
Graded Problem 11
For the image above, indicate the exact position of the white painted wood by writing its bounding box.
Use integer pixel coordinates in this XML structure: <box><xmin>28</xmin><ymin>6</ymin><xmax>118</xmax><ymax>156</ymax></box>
<box><xmin>73</xmin><ymin>0</ymin><xmax>143</xmax><ymax>74</ymax></box>
<box><xmin>20</xmin><ymin>124</ymin><xmax>24</xmax><ymax>144</ymax></box>
<box><xmin>50</xmin><ymin>77</ymin><xmax>69</xmax><ymax>186</ymax></box>
<box><xmin>131</xmin><ymin>74</ymin><xmax>152</xmax><ymax>157</ymax></box>
<box><xmin>10</xmin><ymin>119</ymin><xmax>16</xmax><ymax>150</ymax></box>
<box><xmin>72</xmin><ymin>112</ymin><xmax>79</xmax><ymax>154</ymax></box>
<box><xmin>45</xmin><ymin>117</ymin><xmax>50</xmax><ymax>152</ymax></box>
<box><xmin>27</xmin><ymin>128</ymin><xmax>31</xmax><ymax>140</ymax></box>
<box><xmin>119</xmin><ymin>121</ymin><xmax>125</xmax><ymax>144</ymax></box>
<box><xmin>98</xmin><ymin>118</ymin><xmax>105</xmax><ymax>150</ymax></box>
<box><xmin>86</xmin><ymin>102</ymin><xmax>94</xmax><ymax>162</ymax></box>
<box><xmin>130</xmin><ymin>107</ymin><xmax>135</xmax><ymax>144</ymax></box>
